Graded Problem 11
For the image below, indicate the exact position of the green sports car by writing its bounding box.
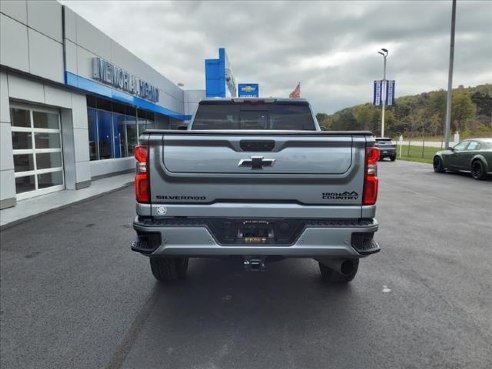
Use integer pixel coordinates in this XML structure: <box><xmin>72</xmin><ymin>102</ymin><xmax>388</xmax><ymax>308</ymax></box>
<box><xmin>433</xmin><ymin>138</ymin><xmax>492</xmax><ymax>180</ymax></box>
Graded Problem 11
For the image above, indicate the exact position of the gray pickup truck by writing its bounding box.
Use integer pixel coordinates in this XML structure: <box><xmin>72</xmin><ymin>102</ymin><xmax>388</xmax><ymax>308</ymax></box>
<box><xmin>132</xmin><ymin>98</ymin><xmax>380</xmax><ymax>283</ymax></box>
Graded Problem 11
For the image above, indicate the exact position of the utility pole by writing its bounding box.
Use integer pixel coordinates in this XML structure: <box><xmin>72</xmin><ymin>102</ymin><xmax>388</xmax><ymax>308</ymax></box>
<box><xmin>444</xmin><ymin>0</ymin><xmax>456</xmax><ymax>148</ymax></box>
<box><xmin>378</xmin><ymin>48</ymin><xmax>389</xmax><ymax>137</ymax></box>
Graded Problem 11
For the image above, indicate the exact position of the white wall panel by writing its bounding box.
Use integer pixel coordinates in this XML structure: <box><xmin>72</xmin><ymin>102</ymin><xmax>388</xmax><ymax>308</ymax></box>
<box><xmin>76</xmin><ymin>15</ymin><xmax>111</xmax><ymax>61</ymax></box>
<box><xmin>75</xmin><ymin>161</ymin><xmax>91</xmax><ymax>183</ymax></box>
<box><xmin>71</xmin><ymin>93</ymin><xmax>88</xmax><ymax>130</ymax></box>
<box><xmin>73</xmin><ymin>128</ymin><xmax>90</xmax><ymax>163</ymax></box>
<box><xmin>28</xmin><ymin>29</ymin><xmax>64</xmax><ymax>83</ymax></box>
<box><xmin>27</xmin><ymin>0</ymin><xmax>62</xmax><ymax>42</ymax></box>
<box><xmin>184</xmin><ymin>90</ymin><xmax>205</xmax><ymax>103</ymax></box>
<box><xmin>110</xmin><ymin>41</ymin><xmax>142</xmax><ymax>78</ymax></box>
<box><xmin>8</xmin><ymin>74</ymin><xmax>44</xmax><ymax>103</ymax></box>
<box><xmin>0</xmin><ymin>14</ymin><xmax>29</xmax><ymax>72</ymax></box>
<box><xmin>0</xmin><ymin>0</ymin><xmax>27</xmax><ymax>24</ymax></box>
<box><xmin>65</xmin><ymin>39</ymin><xmax>78</xmax><ymax>75</ymax></box>
<box><xmin>0</xmin><ymin>122</ymin><xmax>14</xmax><ymax>171</ymax></box>
<box><xmin>0</xmin><ymin>169</ymin><xmax>16</xmax><ymax>201</ymax></box>
<box><xmin>0</xmin><ymin>72</ymin><xmax>10</xmax><ymax>123</ymax></box>
<box><xmin>63</xmin><ymin>5</ymin><xmax>76</xmax><ymax>42</ymax></box>
<box><xmin>90</xmin><ymin>158</ymin><xmax>133</xmax><ymax>178</ymax></box>
<box><xmin>75</xmin><ymin>45</ymin><xmax>97</xmax><ymax>81</ymax></box>
<box><xmin>44</xmin><ymin>84</ymin><xmax>72</xmax><ymax>108</ymax></box>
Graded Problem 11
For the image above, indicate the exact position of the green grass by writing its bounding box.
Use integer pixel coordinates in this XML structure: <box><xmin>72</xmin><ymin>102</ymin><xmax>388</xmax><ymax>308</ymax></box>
<box><xmin>395</xmin><ymin>145</ymin><xmax>440</xmax><ymax>164</ymax></box>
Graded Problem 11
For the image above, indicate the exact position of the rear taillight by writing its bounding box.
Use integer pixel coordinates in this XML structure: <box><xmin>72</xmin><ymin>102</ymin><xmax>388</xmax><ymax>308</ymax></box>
<box><xmin>135</xmin><ymin>145</ymin><xmax>150</xmax><ymax>203</ymax></box>
<box><xmin>363</xmin><ymin>146</ymin><xmax>379</xmax><ymax>205</ymax></box>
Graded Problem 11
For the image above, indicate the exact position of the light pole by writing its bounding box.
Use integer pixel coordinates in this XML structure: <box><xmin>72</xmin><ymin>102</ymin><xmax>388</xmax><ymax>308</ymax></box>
<box><xmin>444</xmin><ymin>0</ymin><xmax>456</xmax><ymax>149</ymax></box>
<box><xmin>378</xmin><ymin>48</ymin><xmax>388</xmax><ymax>137</ymax></box>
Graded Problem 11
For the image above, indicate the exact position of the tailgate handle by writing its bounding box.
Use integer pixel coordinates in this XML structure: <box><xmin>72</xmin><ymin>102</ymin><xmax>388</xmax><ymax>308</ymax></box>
<box><xmin>240</xmin><ymin>140</ymin><xmax>275</xmax><ymax>152</ymax></box>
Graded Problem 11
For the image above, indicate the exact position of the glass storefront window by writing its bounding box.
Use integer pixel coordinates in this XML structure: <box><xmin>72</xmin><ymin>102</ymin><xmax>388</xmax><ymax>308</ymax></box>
<box><xmin>113</xmin><ymin>113</ymin><xmax>127</xmax><ymax>158</ymax></box>
<box><xmin>87</xmin><ymin>96</ymin><xmax>155</xmax><ymax>160</ymax></box>
<box><xmin>96</xmin><ymin>110</ymin><xmax>113</xmax><ymax>159</ymax></box>
<box><xmin>88</xmin><ymin>109</ymin><xmax>98</xmax><ymax>160</ymax></box>
<box><xmin>126</xmin><ymin>116</ymin><xmax>138</xmax><ymax>157</ymax></box>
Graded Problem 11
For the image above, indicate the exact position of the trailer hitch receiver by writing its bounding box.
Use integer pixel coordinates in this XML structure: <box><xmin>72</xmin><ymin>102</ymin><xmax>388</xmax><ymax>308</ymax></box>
<box><xmin>243</xmin><ymin>256</ymin><xmax>266</xmax><ymax>272</ymax></box>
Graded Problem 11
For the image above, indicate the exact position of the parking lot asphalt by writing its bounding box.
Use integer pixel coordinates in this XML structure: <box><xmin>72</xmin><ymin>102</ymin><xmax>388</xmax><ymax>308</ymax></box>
<box><xmin>1</xmin><ymin>160</ymin><xmax>491</xmax><ymax>369</ymax></box>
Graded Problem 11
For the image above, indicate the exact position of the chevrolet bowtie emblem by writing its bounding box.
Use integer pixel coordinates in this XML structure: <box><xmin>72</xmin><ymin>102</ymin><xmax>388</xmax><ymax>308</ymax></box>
<box><xmin>241</xmin><ymin>86</ymin><xmax>256</xmax><ymax>92</ymax></box>
<box><xmin>238</xmin><ymin>156</ymin><xmax>276</xmax><ymax>169</ymax></box>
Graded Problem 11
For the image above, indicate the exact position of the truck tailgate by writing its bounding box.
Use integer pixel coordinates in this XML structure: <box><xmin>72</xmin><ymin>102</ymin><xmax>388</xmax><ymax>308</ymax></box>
<box><xmin>147</xmin><ymin>131</ymin><xmax>369</xmax><ymax>207</ymax></box>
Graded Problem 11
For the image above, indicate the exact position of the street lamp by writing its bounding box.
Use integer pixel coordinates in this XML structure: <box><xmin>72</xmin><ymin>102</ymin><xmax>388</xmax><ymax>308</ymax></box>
<box><xmin>378</xmin><ymin>48</ymin><xmax>389</xmax><ymax>137</ymax></box>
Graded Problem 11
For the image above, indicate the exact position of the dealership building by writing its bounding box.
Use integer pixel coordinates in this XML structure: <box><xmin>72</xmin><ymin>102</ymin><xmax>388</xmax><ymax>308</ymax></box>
<box><xmin>0</xmin><ymin>1</ymin><xmax>252</xmax><ymax>209</ymax></box>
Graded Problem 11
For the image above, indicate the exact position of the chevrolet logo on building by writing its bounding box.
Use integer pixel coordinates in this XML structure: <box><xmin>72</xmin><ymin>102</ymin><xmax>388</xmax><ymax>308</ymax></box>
<box><xmin>241</xmin><ymin>86</ymin><xmax>256</xmax><ymax>92</ymax></box>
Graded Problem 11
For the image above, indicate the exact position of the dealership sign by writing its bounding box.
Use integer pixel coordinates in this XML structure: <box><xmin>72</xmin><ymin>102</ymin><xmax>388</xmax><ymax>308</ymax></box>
<box><xmin>238</xmin><ymin>83</ymin><xmax>259</xmax><ymax>97</ymax></box>
<box><xmin>92</xmin><ymin>57</ymin><xmax>159</xmax><ymax>103</ymax></box>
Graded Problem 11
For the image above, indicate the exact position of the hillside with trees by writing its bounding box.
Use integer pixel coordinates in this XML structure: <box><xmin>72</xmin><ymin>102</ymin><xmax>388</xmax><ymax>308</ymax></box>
<box><xmin>316</xmin><ymin>84</ymin><xmax>492</xmax><ymax>139</ymax></box>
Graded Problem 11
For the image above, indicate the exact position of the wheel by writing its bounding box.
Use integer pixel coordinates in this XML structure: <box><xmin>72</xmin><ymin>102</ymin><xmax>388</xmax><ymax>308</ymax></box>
<box><xmin>319</xmin><ymin>259</ymin><xmax>359</xmax><ymax>283</ymax></box>
<box><xmin>433</xmin><ymin>156</ymin><xmax>445</xmax><ymax>173</ymax></box>
<box><xmin>471</xmin><ymin>160</ymin><xmax>486</xmax><ymax>180</ymax></box>
<box><xmin>150</xmin><ymin>257</ymin><xmax>189</xmax><ymax>282</ymax></box>
<box><xmin>390</xmin><ymin>155</ymin><xmax>396</xmax><ymax>162</ymax></box>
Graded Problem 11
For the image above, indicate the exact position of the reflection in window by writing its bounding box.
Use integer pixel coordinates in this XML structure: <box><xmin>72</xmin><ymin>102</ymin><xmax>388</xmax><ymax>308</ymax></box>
<box><xmin>34</xmin><ymin>132</ymin><xmax>61</xmax><ymax>149</ymax></box>
<box><xmin>453</xmin><ymin>141</ymin><xmax>468</xmax><ymax>151</ymax></box>
<box><xmin>36</xmin><ymin>152</ymin><xmax>62</xmax><ymax>170</ymax></box>
<box><xmin>88</xmin><ymin>108</ymin><xmax>98</xmax><ymax>160</ymax></box>
<box><xmin>38</xmin><ymin>171</ymin><xmax>63</xmax><ymax>189</ymax></box>
<box><xmin>12</xmin><ymin>132</ymin><xmax>32</xmax><ymax>150</ymax></box>
<box><xmin>97</xmin><ymin>110</ymin><xmax>113</xmax><ymax>159</ymax></box>
<box><xmin>14</xmin><ymin>154</ymin><xmax>35</xmax><ymax>172</ymax></box>
<box><xmin>15</xmin><ymin>176</ymin><xmax>35</xmax><ymax>193</ymax></box>
<box><xmin>113</xmin><ymin>113</ymin><xmax>127</xmax><ymax>158</ymax></box>
<box><xmin>10</xmin><ymin>108</ymin><xmax>31</xmax><ymax>127</ymax></box>
<box><xmin>126</xmin><ymin>116</ymin><xmax>138</xmax><ymax>156</ymax></box>
<box><xmin>33</xmin><ymin>111</ymin><xmax>59</xmax><ymax>129</ymax></box>
<box><xmin>87</xmin><ymin>97</ymin><xmax>155</xmax><ymax>160</ymax></box>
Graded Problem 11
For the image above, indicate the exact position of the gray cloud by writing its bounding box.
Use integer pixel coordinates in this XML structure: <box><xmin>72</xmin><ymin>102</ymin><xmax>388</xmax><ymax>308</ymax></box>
<box><xmin>61</xmin><ymin>0</ymin><xmax>492</xmax><ymax>114</ymax></box>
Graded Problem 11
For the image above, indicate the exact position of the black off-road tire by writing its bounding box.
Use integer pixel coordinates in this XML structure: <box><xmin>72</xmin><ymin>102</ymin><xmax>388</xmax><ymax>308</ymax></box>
<box><xmin>390</xmin><ymin>155</ymin><xmax>396</xmax><ymax>162</ymax></box>
<box><xmin>433</xmin><ymin>156</ymin><xmax>445</xmax><ymax>173</ymax></box>
<box><xmin>319</xmin><ymin>260</ymin><xmax>359</xmax><ymax>283</ymax></box>
<box><xmin>471</xmin><ymin>160</ymin><xmax>486</xmax><ymax>180</ymax></box>
<box><xmin>150</xmin><ymin>257</ymin><xmax>189</xmax><ymax>282</ymax></box>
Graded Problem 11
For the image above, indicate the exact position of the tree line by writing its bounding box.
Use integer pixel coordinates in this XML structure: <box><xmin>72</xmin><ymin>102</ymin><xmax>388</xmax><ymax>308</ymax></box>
<box><xmin>316</xmin><ymin>84</ymin><xmax>492</xmax><ymax>138</ymax></box>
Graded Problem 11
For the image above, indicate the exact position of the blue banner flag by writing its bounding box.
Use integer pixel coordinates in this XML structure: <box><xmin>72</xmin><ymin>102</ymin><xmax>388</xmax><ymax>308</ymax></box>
<box><xmin>386</xmin><ymin>80</ymin><xmax>395</xmax><ymax>106</ymax></box>
<box><xmin>373</xmin><ymin>80</ymin><xmax>382</xmax><ymax>106</ymax></box>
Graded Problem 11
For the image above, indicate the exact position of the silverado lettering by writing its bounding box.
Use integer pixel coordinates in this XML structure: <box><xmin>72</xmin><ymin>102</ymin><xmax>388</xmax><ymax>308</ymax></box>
<box><xmin>132</xmin><ymin>98</ymin><xmax>381</xmax><ymax>284</ymax></box>
<box><xmin>156</xmin><ymin>195</ymin><xmax>207</xmax><ymax>201</ymax></box>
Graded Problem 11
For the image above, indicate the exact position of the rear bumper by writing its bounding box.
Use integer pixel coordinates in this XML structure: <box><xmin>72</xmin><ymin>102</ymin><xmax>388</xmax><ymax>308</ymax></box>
<box><xmin>379</xmin><ymin>148</ymin><xmax>396</xmax><ymax>158</ymax></box>
<box><xmin>132</xmin><ymin>217</ymin><xmax>379</xmax><ymax>258</ymax></box>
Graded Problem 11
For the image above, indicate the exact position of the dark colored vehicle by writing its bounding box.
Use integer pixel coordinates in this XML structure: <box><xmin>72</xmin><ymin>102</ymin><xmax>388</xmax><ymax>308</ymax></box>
<box><xmin>433</xmin><ymin>138</ymin><xmax>492</xmax><ymax>180</ymax></box>
<box><xmin>375</xmin><ymin>138</ymin><xmax>396</xmax><ymax>161</ymax></box>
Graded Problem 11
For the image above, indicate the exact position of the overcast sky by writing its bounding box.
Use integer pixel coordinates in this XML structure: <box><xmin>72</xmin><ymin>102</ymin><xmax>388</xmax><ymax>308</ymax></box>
<box><xmin>61</xmin><ymin>0</ymin><xmax>492</xmax><ymax>114</ymax></box>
